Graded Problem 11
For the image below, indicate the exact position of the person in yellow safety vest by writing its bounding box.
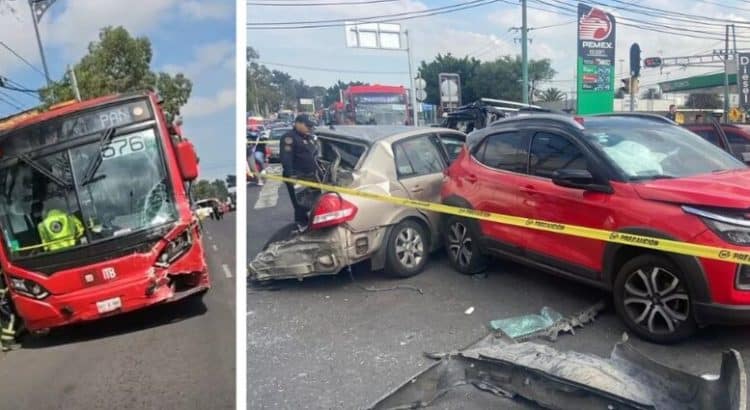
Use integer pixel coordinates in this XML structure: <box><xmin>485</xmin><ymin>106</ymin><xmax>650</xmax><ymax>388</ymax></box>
<box><xmin>37</xmin><ymin>209</ymin><xmax>85</xmax><ymax>251</ymax></box>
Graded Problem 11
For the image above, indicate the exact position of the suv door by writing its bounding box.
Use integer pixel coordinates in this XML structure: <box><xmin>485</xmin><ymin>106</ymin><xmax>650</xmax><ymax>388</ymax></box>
<box><xmin>467</xmin><ymin>130</ymin><xmax>532</xmax><ymax>250</ymax></box>
<box><xmin>521</xmin><ymin>131</ymin><xmax>614</xmax><ymax>277</ymax></box>
<box><xmin>393</xmin><ymin>134</ymin><xmax>449</xmax><ymax>229</ymax></box>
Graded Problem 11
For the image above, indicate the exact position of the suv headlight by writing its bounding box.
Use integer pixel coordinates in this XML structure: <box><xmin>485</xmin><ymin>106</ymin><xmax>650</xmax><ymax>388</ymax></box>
<box><xmin>155</xmin><ymin>228</ymin><xmax>193</xmax><ymax>268</ymax></box>
<box><xmin>683</xmin><ymin>206</ymin><xmax>750</xmax><ymax>245</ymax></box>
<box><xmin>703</xmin><ymin>219</ymin><xmax>750</xmax><ymax>245</ymax></box>
<box><xmin>9</xmin><ymin>276</ymin><xmax>50</xmax><ymax>299</ymax></box>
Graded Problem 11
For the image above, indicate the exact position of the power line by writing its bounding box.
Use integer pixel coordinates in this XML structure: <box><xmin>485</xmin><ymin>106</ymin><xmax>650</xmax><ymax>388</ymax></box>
<box><xmin>0</xmin><ymin>94</ymin><xmax>23</xmax><ymax>111</ymax></box>
<box><xmin>258</xmin><ymin>60</ymin><xmax>408</xmax><ymax>74</ymax></box>
<box><xmin>247</xmin><ymin>0</ymin><xmax>501</xmax><ymax>29</ymax></box>
<box><xmin>0</xmin><ymin>89</ymin><xmax>25</xmax><ymax>107</ymax></box>
<box><xmin>0</xmin><ymin>41</ymin><xmax>46</xmax><ymax>79</ymax></box>
<box><xmin>248</xmin><ymin>0</ymin><xmax>399</xmax><ymax>6</ymax></box>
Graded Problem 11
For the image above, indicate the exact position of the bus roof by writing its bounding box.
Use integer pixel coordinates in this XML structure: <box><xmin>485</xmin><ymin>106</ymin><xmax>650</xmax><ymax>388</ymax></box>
<box><xmin>0</xmin><ymin>91</ymin><xmax>153</xmax><ymax>134</ymax></box>
<box><xmin>345</xmin><ymin>84</ymin><xmax>405</xmax><ymax>95</ymax></box>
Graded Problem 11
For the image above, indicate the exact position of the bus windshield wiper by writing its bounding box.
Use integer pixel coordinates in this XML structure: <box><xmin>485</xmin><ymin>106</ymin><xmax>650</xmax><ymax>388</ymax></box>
<box><xmin>16</xmin><ymin>153</ymin><xmax>70</xmax><ymax>188</ymax></box>
<box><xmin>81</xmin><ymin>127</ymin><xmax>115</xmax><ymax>186</ymax></box>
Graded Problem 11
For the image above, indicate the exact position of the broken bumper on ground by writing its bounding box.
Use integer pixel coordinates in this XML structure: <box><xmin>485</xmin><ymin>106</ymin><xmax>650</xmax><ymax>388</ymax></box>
<box><xmin>248</xmin><ymin>225</ymin><xmax>388</xmax><ymax>281</ymax></box>
<box><xmin>369</xmin><ymin>333</ymin><xmax>747</xmax><ymax>410</ymax></box>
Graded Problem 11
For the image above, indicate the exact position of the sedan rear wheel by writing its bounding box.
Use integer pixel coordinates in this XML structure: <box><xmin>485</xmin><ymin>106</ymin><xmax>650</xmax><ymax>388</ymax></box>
<box><xmin>614</xmin><ymin>254</ymin><xmax>697</xmax><ymax>343</ymax></box>
<box><xmin>385</xmin><ymin>220</ymin><xmax>428</xmax><ymax>278</ymax></box>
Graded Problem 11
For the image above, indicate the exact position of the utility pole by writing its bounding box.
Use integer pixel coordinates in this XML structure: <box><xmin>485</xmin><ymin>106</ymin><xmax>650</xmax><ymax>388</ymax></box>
<box><xmin>521</xmin><ymin>0</ymin><xmax>529</xmax><ymax>104</ymax></box>
<box><xmin>724</xmin><ymin>25</ymin><xmax>730</xmax><ymax>120</ymax></box>
<box><xmin>29</xmin><ymin>0</ymin><xmax>51</xmax><ymax>86</ymax></box>
<box><xmin>68</xmin><ymin>65</ymin><xmax>81</xmax><ymax>101</ymax></box>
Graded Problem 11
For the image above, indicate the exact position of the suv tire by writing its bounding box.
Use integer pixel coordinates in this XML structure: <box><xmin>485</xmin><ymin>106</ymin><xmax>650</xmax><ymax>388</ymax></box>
<box><xmin>385</xmin><ymin>219</ymin><xmax>428</xmax><ymax>278</ymax></box>
<box><xmin>613</xmin><ymin>254</ymin><xmax>697</xmax><ymax>344</ymax></box>
<box><xmin>444</xmin><ymin>215</ymin><xmax>486</xmax><ymax>275</ymax></box>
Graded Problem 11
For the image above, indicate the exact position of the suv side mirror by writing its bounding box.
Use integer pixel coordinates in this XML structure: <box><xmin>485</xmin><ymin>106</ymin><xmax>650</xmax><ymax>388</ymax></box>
<box><xmin>176</xmin><ymin>140</ymin><xmax>199</xmax><ymax>181</ymax></box>
<box><xmin>552</xmin><ymin>169</ymin><xmax>612</xmax><ymax>193</ymax></box>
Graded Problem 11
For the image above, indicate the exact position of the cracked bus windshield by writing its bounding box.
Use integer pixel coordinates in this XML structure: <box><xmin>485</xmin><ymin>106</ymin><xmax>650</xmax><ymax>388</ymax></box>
<box><xmin>0</xmin><ymin>127</ymin><xmax>176</xmax><ymax>258</ymax></box>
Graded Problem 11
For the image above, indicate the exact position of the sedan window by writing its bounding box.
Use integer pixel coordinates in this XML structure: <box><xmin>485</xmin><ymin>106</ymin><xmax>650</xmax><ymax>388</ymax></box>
<box><xmin>393</xmin><ymin>136</ymin><xmax>444</xmax><ymax>178</ymax></box>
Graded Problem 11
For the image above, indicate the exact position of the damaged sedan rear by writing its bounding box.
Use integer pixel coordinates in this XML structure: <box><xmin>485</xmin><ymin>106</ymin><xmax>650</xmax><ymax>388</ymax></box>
<box><xmin>248</xmin><ymin>126</ymin><xmax>466</xmax><ymax>282</ymax></box>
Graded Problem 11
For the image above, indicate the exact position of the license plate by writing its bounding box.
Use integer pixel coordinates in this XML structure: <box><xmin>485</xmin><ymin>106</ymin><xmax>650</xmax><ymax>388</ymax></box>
<box><xmin>96</xmin><ymin>297</ymin><xmax>122</xmax><ymax>314</ymax></box>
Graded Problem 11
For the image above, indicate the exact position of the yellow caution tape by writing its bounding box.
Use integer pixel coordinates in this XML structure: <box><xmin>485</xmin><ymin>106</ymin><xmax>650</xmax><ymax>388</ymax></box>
<box><xmin>249</xmin><ymin>171</ymin><xmax>750</xmax><ymax>266</ymax></box>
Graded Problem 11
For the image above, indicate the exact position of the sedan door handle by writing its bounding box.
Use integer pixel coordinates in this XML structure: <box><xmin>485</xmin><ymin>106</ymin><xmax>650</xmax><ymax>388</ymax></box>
<box><xmin>465</xmin><ymin>174</ymin><xmax>478</xmax><ymax>183</ymax></box>
<box><xmin>410</xmin><ymin>186</ymin><xmax>424</xmax><ymax>193</ymax></box>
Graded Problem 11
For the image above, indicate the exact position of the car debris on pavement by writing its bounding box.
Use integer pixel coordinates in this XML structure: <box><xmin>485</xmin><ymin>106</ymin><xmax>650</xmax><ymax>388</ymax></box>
<box><xmin>491</xmin><ymin>301</ymin><xmax>606</xmax><ymax>342</ymax></box>
<box><xmin>369</xmin><ymin>330</ymin><xmax>747</xmax><ymax>410</ymax></box>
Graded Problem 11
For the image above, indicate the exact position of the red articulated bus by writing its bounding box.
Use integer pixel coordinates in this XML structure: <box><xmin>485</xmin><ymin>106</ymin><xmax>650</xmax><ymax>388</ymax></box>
<box><xmin>331</xmin><ymin>84</ymin><xmax>410</xmax><ymax>126</ymax></box>
<box><xmin>0</xmin><ymin>91</ymin><xmax>209</xmax><ymax>335</ymax></box>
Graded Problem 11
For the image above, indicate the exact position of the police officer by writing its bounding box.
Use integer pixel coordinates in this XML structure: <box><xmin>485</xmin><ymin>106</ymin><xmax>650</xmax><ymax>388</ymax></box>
<box><xmin>280</xmin><ymin>114</ymin><xmax>318</xmax><ymax>229</ymax></box>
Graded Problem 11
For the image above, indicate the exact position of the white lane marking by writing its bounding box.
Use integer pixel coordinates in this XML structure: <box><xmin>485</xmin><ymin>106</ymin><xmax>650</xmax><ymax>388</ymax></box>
<box><xmin>253</xmin><ymin>179</ymin><xmax>281</xmax><ymax>209</ymax></box>
<box><xmin>221</xmin><ymin>264</ymin><xmax>233</xmax><ymax>278</ymax></box>
<box><xmin>212</xmin><ymin>244</ymin><xmax>218</xmax><ymax>252</ymax></box>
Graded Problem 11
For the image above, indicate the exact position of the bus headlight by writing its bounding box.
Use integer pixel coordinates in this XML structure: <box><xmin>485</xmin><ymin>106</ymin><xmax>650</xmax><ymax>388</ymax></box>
<box><xmin>9</xmin><ymin>277</ymin><xmax>50</xmax><ymax>299</ymax></box>
<box><xmin>155</xmin><ymin>228</ymin><xmax>193</xmax><ymax>268</ymax></box>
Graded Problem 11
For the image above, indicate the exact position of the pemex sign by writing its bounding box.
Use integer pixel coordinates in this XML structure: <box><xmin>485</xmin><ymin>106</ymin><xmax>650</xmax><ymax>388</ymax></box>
<box><xmin>576</xmin><ymin>3</ymin><xmax>616</xmax><ymax>115</ymax></box>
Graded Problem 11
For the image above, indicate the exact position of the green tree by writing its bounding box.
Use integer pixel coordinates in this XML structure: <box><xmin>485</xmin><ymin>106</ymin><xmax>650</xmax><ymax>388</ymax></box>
<box><xmin>324</xmin><ymin>80</ymin><xmax>368</xmax><ymax>106</ymax></box>
<box><xmin>686</xmin><ymin>93</ymin><xmax>722</xmax><ymax>109</ymax></box>
<box><xmin>418</xmin><ymin>53</ymin><xmax>481</xmax><ymax>106</ymax></box>
<box><xmin>210</xmin><ymin>179</ymin><xmax>229</xmax><ymax>200</ymax></box>
<box><xmin>41</xmin><ymin>26</ymin><xmax>192</xmax><ymax>112</ymax></box>
<box><xmin>192</xmin><ymin>180</ymin><xmax>213</xmax><ymax>200</ymax></box>
<box><xmin>539</xmin><ymin>87</ymin><xmax>564</xmax><ymax>102</ymax></box>
<box><xmin>418</xmin><ymin>54</ymin><xmax>555</xmax><ymax>105</ymax></box>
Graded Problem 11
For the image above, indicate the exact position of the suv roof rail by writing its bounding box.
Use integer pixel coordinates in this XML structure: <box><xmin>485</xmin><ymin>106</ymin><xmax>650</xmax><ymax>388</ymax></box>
<box><xmin>592</xmin><ymin>112</ymin><xmax>677</xmax><ymax>125</ymax></box>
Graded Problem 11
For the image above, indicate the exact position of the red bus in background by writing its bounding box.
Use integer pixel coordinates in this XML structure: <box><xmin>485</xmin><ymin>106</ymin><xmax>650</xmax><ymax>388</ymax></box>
<box><xmin>330</xmin><ymin>84</ymin><xmax>411</xmax><ymax>125</ymax></box>
<box><xmin>0</xmin><ymin>91</ymin><xmax>209</xmax><ymax>334</ymax></box>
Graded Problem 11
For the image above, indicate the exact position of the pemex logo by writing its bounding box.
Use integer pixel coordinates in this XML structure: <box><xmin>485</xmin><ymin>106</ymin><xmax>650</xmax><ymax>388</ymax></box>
<box><xmin>579</xmin><ymin>8</ymin><xmax>612</xmax><ymax>41</ymax></box>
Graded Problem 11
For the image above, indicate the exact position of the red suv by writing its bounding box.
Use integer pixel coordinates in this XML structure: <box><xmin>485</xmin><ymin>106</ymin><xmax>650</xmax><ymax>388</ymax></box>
<box><xmin>442</xmin><ymin>114</ymin><xmax>750</xmax><ymax>343</ymax></box>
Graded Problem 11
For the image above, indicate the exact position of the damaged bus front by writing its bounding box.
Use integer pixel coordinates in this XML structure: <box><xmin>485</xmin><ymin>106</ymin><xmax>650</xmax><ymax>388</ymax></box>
<box><xmin>0</xmin><ymin>92</ymin><xmax>209</xmax><ymax>339</ymax></box>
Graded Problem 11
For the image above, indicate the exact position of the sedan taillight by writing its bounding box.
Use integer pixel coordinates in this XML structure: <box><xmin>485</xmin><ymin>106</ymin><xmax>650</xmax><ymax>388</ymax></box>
<box><xmin>310</xmin><ymin>193</ymin><xmax>358</xmax><ymax>230</ymax></box>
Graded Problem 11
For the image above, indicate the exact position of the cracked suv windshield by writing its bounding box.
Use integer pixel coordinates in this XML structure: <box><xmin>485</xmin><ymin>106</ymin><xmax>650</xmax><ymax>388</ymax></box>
<box><xmin>0</xmin><ymin>101</ymin><xmax>176</xmax><ymax>258</ymax></box>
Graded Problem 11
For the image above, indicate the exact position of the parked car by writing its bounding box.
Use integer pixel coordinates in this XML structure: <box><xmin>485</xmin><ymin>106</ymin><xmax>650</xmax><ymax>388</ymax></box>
<box><xmin>442</xmin><ymin>114</ymin><xmax>750</xmax><ymax>343</ymax></box>
<box><xmin>267</xmin><ymin>127</ymin><xmax>291</xmax><ymax>162</ymax></box>
<box><xmin>195</xmin><ymin>198</ymin><xmax>224</xmax><ymax>220</ymax></box>
<box><xmin>684</xmin><ymin>122</ymin><xmax>750</xmax><ymax>164</ymax></box>
<box><xmin>249</xmin><ymin>126</ymin><xmax>466</xmax><ymax>282</ymax></box>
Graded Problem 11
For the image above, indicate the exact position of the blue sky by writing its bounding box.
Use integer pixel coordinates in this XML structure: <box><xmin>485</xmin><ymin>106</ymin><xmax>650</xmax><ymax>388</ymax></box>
<box><xmin>0</xmin><ymin>0</ymin><xmax>235</xmax><ymax>181</ymax></box>
<box><xmin>248</xmin><ymin>0</ymin><xmax>750</xmax><ymax>99</ymax></box>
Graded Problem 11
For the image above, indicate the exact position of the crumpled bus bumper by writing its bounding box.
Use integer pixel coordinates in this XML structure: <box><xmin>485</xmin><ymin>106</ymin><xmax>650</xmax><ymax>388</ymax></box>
<box><xmin>13</xmin><ymin>267</ymin><xmax>209</xmax><ymax>332</ymax></box>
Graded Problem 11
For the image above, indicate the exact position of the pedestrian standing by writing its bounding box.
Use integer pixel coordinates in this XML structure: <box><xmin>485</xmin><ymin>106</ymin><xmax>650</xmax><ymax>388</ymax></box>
<box><xmin>279</xmin><ymin>114</ymin><xmax>318</xmax><ymax>230</ymax></box>
<box><xmin>666</xmin><ymin>104</ymin><xmax>677</xmax><ymax>121</ymax></box>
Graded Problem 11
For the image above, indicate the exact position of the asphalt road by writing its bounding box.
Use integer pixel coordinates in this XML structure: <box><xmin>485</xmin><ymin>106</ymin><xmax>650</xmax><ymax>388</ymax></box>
<box><xmin>0</xmin><ymin>215</ymin><xmax>236</xmax><ymax>410</ymax></box>
<box><xmin>247</xmin><ymin>175</ymin><xmax>750</xmax><ymax>409</ymax></box>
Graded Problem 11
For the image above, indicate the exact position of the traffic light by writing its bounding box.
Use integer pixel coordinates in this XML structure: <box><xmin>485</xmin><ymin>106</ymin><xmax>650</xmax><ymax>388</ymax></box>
<box><xmin>619</xmin><ymin>78</ymin><xmax>631</xmax><ymax>95</ymax></box>
<box><xmin>630</xmin><ymin>43</ymin><xmax>641</xmax><ymax>77</ymax></box>
<box><xmin>643</xmin><ymin>57</ymin><xmax>662</xmax><ymax>68</ymax></box>
<box><xmin>619</xmin><ymin>77</ymin><xmax>640</xmax><ymax>95</ymax></box>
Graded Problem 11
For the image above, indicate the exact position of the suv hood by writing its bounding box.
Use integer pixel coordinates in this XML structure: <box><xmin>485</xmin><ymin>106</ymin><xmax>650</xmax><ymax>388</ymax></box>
<box><xmin>633</xmin><ymin>169</ymin><xmax>750</xmax><ymax>209</ymax></box>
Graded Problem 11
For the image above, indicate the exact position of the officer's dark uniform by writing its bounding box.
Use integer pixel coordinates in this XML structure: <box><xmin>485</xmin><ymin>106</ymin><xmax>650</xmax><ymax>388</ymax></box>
<box><xmin>280</xmin><ymin>117</ymin><xmax>318</xmax><ymax>226</ymax></box>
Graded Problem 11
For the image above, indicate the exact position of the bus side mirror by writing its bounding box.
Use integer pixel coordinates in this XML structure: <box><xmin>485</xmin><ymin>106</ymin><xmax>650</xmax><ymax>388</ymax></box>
<box><xmin>176</xmin><ymin>140</ymin><xmax>199</xmax><ymax>181</ymax></box>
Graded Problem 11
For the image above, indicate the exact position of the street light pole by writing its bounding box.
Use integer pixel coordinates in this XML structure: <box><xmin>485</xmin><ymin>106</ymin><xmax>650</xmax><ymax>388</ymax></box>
<box><xmin>405</xmin><ymin>30</ymin><xmax>418</xmax><ymax>126</ymax></box>
<box><xmin>521</xmin><ymin>0</ymin><xmax>528</xmax><ymax>104</ymax></box>
<box><xmin>29</xmin><ymin>0</ymin><xmax>51</xmax><ymax>86</ymax></box>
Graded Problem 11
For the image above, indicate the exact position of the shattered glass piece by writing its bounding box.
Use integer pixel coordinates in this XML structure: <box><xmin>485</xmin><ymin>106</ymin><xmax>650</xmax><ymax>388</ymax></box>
<box><xmin>489</xmin><ymin>306</ymin><xmax>563</xmax><ymax>338</ymax></box>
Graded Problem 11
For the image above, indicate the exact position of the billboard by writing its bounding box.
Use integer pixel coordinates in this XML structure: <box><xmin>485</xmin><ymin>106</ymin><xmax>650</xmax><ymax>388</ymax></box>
<box><xmin>576</xmin><ymin>3</ymin><xmax>616</xmax><ymax>114</ymax></box>
<box><xmin>740</xmin><ymin>53</ymin><xmax>750</xmax><ymax>112</ymax></box>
